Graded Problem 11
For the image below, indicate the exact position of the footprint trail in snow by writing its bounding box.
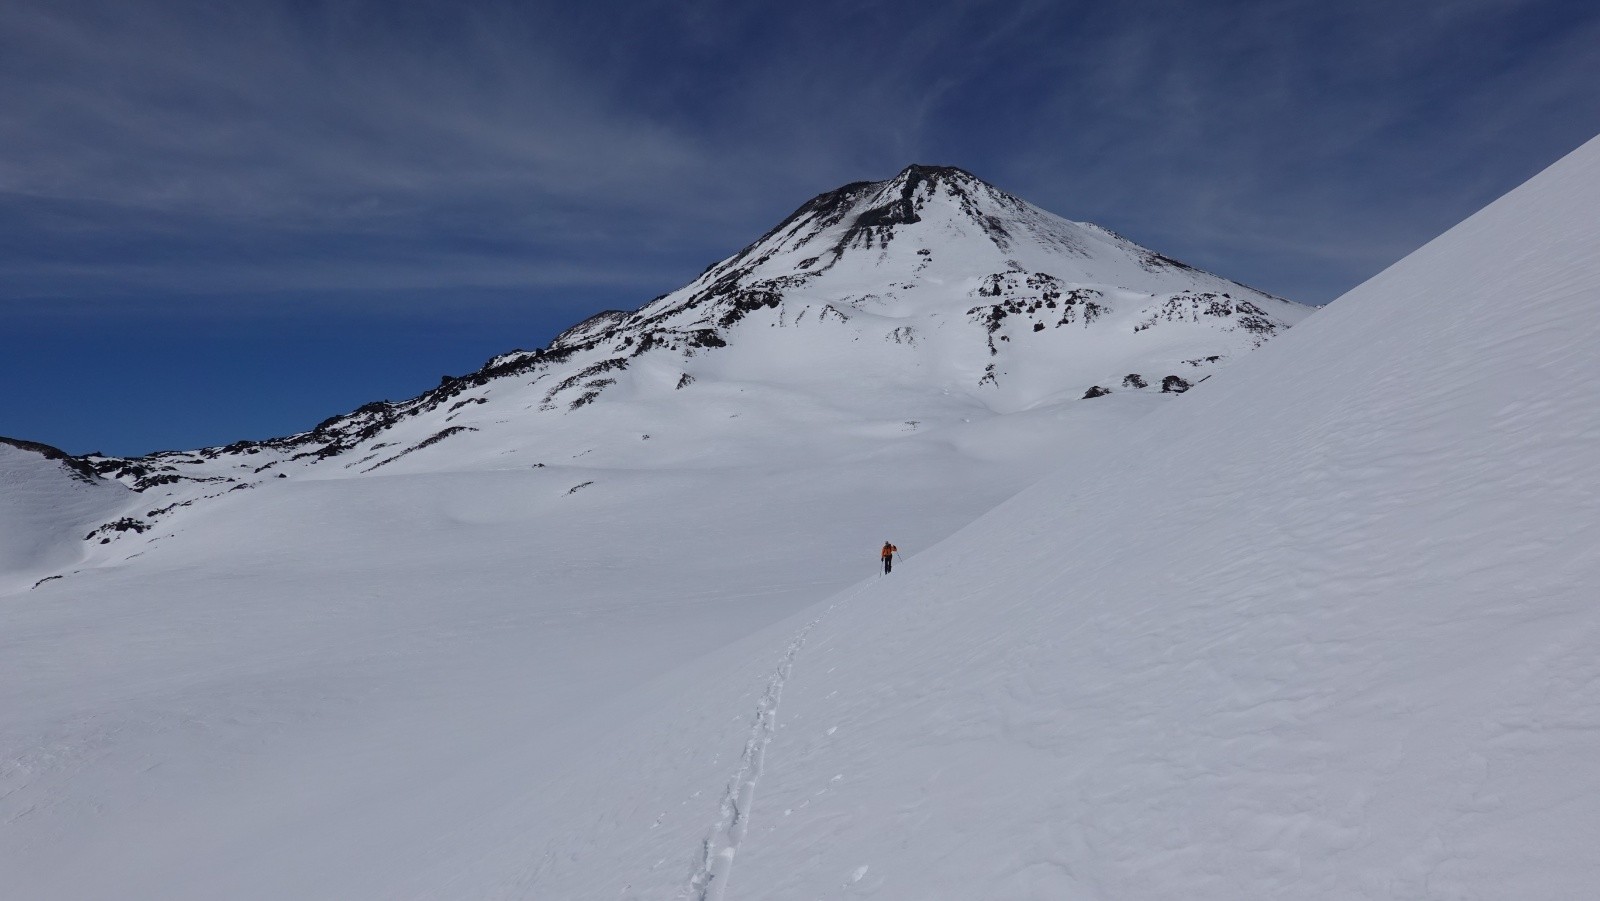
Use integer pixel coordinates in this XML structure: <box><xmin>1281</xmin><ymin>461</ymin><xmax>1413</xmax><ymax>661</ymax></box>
<box><xmin>683</xmin><ymin>590</ymin><xmax>855</xmax><ymax>901</ymax></box>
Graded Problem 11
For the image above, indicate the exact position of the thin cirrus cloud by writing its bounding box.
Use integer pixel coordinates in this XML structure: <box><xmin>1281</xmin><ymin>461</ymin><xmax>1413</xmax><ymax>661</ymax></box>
<box><xmin>2</xmin><ymin>3</ymin><xmax>695</xmax><ymax>210</ymax></box>
<box><xmin>0</xmin><ymin>1</ymin><xmax>735</xmax><ymax>307</ymax></box>
<box><xmin>2</xmin><ymin>0</ymin><xmax>1598</xmax><ymax>314</ymax></box>
<box><xmin>979</xmin><ymin>0</ymin><xmax>1600</xmax><ymax>299</ymax></box>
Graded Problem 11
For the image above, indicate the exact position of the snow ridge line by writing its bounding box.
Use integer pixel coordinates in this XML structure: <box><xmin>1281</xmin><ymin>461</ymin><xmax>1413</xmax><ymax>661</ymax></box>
<box><xmin>683</xmin><ymin>595</ymin><xmax>847</xmax><ymax>901</ymax></box>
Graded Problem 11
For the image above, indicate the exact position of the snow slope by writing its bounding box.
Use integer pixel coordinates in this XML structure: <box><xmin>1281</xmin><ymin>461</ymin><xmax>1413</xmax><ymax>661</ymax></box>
<box><xmin>0</xmin><ymin>398</ymin><xmax>1170</xmax><ymax>899</ymax></box>
<box><xmin>704</xmin><ymin>136</ymin><xmax>1600</xmax><ymax>897</ymax></box>
<box><xmin>0</xmin><ymin>438</ymin><xmax>134</xmax><ymax>593</ymax></box>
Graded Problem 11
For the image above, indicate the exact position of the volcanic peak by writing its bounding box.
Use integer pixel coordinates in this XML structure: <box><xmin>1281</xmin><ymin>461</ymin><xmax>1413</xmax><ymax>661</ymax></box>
<box><xmin>71</xmin><ymin>163</ymin><xmax>1309</xmax><ymax>509</ymax></box>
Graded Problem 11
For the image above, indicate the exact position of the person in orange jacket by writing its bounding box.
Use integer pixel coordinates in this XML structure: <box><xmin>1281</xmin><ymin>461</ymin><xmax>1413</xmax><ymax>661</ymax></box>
<box><xmin>881</xmin><ymin>540</ymin><xmax>898</xmax><ymax>574</ymax></box>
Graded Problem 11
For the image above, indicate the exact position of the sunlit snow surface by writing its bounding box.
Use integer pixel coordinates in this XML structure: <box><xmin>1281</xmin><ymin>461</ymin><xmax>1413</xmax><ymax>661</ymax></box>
<box><xmin>0</xmin><ymin>441</ymin><xmax>133</xmax><ymax>592</ymax></box>
<box><xmin>725</xmin><ymin>139</ymin><xmax>1600</xmax><ymax>898</ymax></box>
<box><xmin>0</xmin><ymin>395</ymin><xmax>1166</xmax><ymax>899</ymax></box>
<box><xmin>5</xmin><ymin>137</ymin><xmax>1599</xmax><ymax>899</ymax></box>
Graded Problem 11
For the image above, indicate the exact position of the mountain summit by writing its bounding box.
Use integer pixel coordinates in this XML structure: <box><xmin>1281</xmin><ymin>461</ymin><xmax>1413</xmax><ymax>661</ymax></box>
<box><xmin>680</xmin><ymin>162</ymin><xmax>1221</xmax><ymax>292</ymax></box>
<box><xmin>625</xmin><ymin>162</ymin><xmax>1299</xmax><ymax>369</ymax></box>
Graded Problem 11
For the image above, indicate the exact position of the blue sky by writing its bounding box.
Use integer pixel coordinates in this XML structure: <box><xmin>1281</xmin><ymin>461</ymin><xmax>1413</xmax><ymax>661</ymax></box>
<box><xmin>4</xmin><ymin>0</ymin><xmax>1599</xmax><ymax>456</ymax></box>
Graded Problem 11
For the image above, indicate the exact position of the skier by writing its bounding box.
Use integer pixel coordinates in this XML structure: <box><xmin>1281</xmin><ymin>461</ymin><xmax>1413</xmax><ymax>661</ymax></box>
<box><xmin>880</xmin><ymin>540</ymin><xmax>898</xmax><ymax>574</ymax></box>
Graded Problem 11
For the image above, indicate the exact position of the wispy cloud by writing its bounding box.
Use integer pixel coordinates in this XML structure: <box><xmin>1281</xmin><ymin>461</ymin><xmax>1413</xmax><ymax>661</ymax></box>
<box><xmin>1</xmin><ymin>0</ymin><xmax>1596</xmax><ymax>311</ymax></box>
<box><xmin>0</xmin><ymin>1</ymin><xmax>740</xmax><ymax>306</ymax></box>
<box><xmin>982</xmin><ymin>0</ymin><xmax>1600</xmax><ymax>300</ymax></box>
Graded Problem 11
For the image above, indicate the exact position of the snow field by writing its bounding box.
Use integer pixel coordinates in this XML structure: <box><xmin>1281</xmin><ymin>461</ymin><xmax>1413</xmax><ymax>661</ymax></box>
<box><xmin>0</xmin><ymin>389</ymin><xmax>1163</xmax><ymax>899</ymax></box>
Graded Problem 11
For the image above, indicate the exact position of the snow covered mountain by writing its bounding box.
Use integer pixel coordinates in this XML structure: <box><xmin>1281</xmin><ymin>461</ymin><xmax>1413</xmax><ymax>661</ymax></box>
<box><xmin>0</xmin><ymin>165</ymin><xmax>1335</xmax><ymax>898</ymax></box>
<box><xmin>0</xmin><ymin>438</ymin><xmax>132</xmax><ymax>592</ymax></box>
<box><xmin>46</xmin><ymin>165</ymin><xmax>1306</xmax><ymax>565</ymax></box>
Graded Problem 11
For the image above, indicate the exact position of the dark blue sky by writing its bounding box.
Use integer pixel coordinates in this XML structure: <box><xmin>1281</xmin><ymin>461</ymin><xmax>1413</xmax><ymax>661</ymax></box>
<box><xmin>4</xmin><ymin>0</ymin><xmax>1599</xmax><ymax>456</ymax></box>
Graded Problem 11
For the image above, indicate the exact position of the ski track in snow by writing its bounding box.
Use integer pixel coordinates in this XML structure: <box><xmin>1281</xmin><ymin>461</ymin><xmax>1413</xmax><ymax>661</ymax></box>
<box><xmin>683</xmin><ymin>590</ymin><xmax>854</xmax><ymax>901</ymax></box>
